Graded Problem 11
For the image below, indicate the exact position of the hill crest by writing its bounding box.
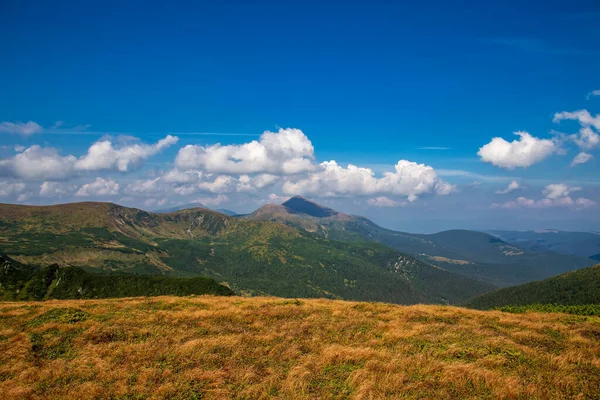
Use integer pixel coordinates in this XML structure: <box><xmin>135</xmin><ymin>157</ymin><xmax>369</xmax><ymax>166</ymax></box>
<box><xmin>282</xmin><ymin>196</ymin><xmax>341</xmax><ymax>218</ymax></box>
<box><xmin>465</xmin><ymin>263</ymin><xmax>600</xmax><ymax>309</ymax></box>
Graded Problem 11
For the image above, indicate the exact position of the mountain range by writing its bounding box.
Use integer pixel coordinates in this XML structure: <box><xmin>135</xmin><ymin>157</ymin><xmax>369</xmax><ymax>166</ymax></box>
<box><xmin>155</xmin><ymin>202</ymin><xmax>239</xmax><ymax>216</ymax></box>
<box><xmin>0</xmin><ymin>196</ymin><xmax>595</xmax><ymax>304</ymax></box>
<box><xmin>242</xmin><ymin>196</ymin><xmax>595</xmax><ymax>287</ymax></box>
<box><xmin>0</xmin><ymin>201</ymin><xmax>494</xmax><ymax>304</ymax></box>
<box><xmin>488</xmin><ymin>229</ymin><xmax>600</xmax><ymax>259</ymax></box>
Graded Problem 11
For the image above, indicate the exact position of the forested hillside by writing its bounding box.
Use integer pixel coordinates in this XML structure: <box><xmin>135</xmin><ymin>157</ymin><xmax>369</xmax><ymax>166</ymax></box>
<box><xmin>0</xmin><ymin>202</ymin><xmax>494</xmax><ymax>304</ymax></box>
<box><xmin>465</xmin><ymin>264</ymin><xmax>600</xmax><ymax>309</ymax></box>
<box><xmin>0</xmin><ymin>255</ymin><xmax>233</xmax><ymax>300</ymax></box>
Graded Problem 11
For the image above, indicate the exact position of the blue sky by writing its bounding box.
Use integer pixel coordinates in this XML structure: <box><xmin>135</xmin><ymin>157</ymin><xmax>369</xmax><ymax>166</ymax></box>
<box><xmin>1</xmin><ymin>0</ymin><xmax>600</xmax><ymax>232</ymax></box>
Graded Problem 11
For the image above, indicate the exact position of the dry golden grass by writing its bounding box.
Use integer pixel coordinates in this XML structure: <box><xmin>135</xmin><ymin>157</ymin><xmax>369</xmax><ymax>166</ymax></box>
<box><xmin>1</xmin><ymin>296</ymin><xmax>599</xmax><ymax>399</ymax></box>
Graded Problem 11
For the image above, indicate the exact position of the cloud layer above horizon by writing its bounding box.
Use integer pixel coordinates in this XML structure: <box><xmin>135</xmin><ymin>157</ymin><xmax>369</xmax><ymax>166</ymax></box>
<box><xmin>1</xmin><ymin>92</ymin><xmax>598</xmax><ymax>219</ymax></box>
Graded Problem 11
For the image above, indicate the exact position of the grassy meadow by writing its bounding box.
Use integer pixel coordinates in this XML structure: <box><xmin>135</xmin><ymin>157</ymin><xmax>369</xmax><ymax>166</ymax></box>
<box><xmin>1</xmin><ymin>296</ymin><xmax>599</xmax><ymax>399</ymax></box>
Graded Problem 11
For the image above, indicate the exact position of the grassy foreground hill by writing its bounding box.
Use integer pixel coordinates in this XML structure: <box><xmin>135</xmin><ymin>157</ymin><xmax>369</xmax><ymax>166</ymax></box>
<box><xmin>0</xmin><ymin>255</ymin><xmax>233</xmax><ymax>301</ymax></box>
<box><xmin>244</xmin><ymin>197</ymin><xmax>594</xmax><ymax>287</ymax></box>
<box><xmin>465</xmin><ymin>264</ymin><xmax>600</xmax><ymax>310</ymax></box>
<box><xmin>1</xmin><ymin>296</ymin><xmax>599</xmax><ymax>399</ymax></box>
<box><xmin>0</xmin><ymin>202</ymin><xmax>493</xmax><ymax>304</ymax></box>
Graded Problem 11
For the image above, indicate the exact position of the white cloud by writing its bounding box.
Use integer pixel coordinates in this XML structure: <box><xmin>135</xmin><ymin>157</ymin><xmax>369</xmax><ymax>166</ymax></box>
<box><xmin>492</xmin><ymin>183</ymin><xmax>594</xmax><ymax>210</ymax></box>
<box><xmin>576</xmin><ymin>198</ymin><xmax>597</xmax><ymax>208</ymax></box>
<box><xmin>477</xmin><ymin>131</ymin><xmax>557</xmax><ymax>169</ymax></box>
<box><xmin>1</xmin><ymin>135</ymin><xmax>178</xmax><ymax>181</ymax></box>
<box><xmin>267</xmin><ymin>193</ymin><xmax>289</xmax><ymax>204</ymax></box>
<box><xmin>587</xmin><ymin>90</ymin><xmax>600</xmax><ymax>99</ymax></box>
<box><xmin>554</xmin><ymin>110</ymin><xmax>600</xmax><ymax>130</ymax></box>
<box><xmin>543</xmin><ymin>183</ymin><xmax>580</xmax><ymax>199</ymax></box>
<box><xmin>553</xmin><ymin>110</ymin><xmax>600</xmax><ymax>151</ymax></box>
<box><xmin>282</xmin><ymin>160</ymin><xmax>454</xmax><ymax>201</ymax></box>
<box><xmin>16</xmin><ymin>193</ymin><xmax>29</xmax><ymax>202</ymax></box>
<box><xmin>10</xmin><ymin>146</ymin><xmax>77</xmax><ymax>180</ymax></box>
<box><xmin>75</xmin><ymin>177</ymin><xmax>120</xmax><ymax>197</ymax></box>
<box><xmin>75</xmin><ymin>135</ymin><xmax>178</xmax><ymax>172</ymax></box>
<box><xmin>0</xmin><ymin>121</ymin><xmax>43</xmax><ymax>136</ymax></box>
<box><xmin>367</xmin><ymin>196</ymin><xmax>407</xmax><ymax>207</ymax></box>
<box><xmin>175</xmin><ymin>128</ymin><xmax>316</xmax><ymax>175</ymax></box>
<box><xmin>125</xmin><ymin>178</ymin><xmax>162</xmax><ymax>195</ymax></box>
<box><xmin>193</xmin><ymin>194</ymin><xmax>229</xmax><ymax>207</ymax></box>
<box><xmin>237</xmin><ymin>174</ymin><xmax>278</xmax><ymax>192</ymax></box>
<box><xmin>161</xmin><ymin>169</ymin><xmax>203</xmax><ymax>184</ymax></box>
<box><xmin>570</xmin><ymin>127</ymin><xmax>599</xmax><ymax>151</ymax></box>
<box><xmin>14</xmin><ymin>145</ymin><xmax>25</xmax><ymax>152</ymax></box>
<box><xmin>197</xmin><ymin>175</ymin><xmax>236</xmax><ymax>193</ymax></box>
<box><xmin>0</xmin><ymin>181</ymin><xmax>26</xmax><ymax>197</ymax></box>
<box><xmin>496</xmin><ymin>180</ymin><xmax>521</xmax><ymax>194</ymax></box>
<box><xmin>40</xmin><ymin>181</ymin><xmax>71</xmax><ymax>197</ymax></box>
<box><xmin>130</xmin><ymin>174</ymin><xmax>239</xmax><ymax>198</ymax></box>
<box><xmin>571</xmin><ymin>152</ymin><xmax>593</xmax><ymax>167</ymax></box>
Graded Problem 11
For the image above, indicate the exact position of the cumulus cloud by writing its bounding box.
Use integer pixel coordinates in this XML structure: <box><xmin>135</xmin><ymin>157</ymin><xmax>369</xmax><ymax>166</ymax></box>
<box><xmin>0</xmin><ymin>136</ymin><xmax>179</xmax><ymax>181</ymax></box>
<box><xmin>496</xmin><ymin>180</ymin><xmax>521</xmax><ymax>194</ymax></box>
<box><xmin>367</xmin><ymin>196</ymin><xmax>407</xmax><ymax>207</ymax></box>
<box><xmin>40</xmin><ymin>181</ymin><xmax>71</xmax><ymax>197</ymax></box>
<box><xmin>9</xmin><ymin>146</ymin><xmax>77</xmax><ymax>180</ymax></box>
<box><xmin>570</xmin><ymin>127</ymin><xmax>599</xmax><ymax>151</ymax></box>
<box><xmin>571</xmin><ymin>152</ymin><xmax>593</xmax><ymax>167</ymax></box>
<box><xmin>161</xmin><ymin>169</ymin><xmax>203</xmax><ymax>184</ymax></box>
<box><xmin>197</xmin><ymin>175</ymin><xmax>236</xmax><ymax>193</ymax></box>
<box><xmin>0</xmin><ymin>181</ymin><xmax>26</xmax><ymax>197</ymax></box>
<box><xmin>553</xmin><ymin>110</ymin><xmax>600</xmax><ymax>151</ymax></box>
<box><xmin>14</xmin><ymin>145</ymin><xmax>25</xmax><ymax>152</ymax></box>
<box><xmin>554</xmin><ymin>110</ymin><xmax>600</xmax><ymax>130</ymax></box>
<box><xmin>75</xmin><ymin>135</ymin><xmax>178</xmax><ymax>172</ymax></box>
<box><xmin>175</xmin><ymin>128</ymin><xmax>315</xmax><ymax>175</ymax></box>
<box><xmin>543</xmin><ymin>183</ymin><xmax>580</xmax><ymax>199</ymax></box>
<box><xmin>0</xmin><ymin>121</ymin><xmax>43</xmax><ymax>136</ymax></box>
<box><xmin>125</xmin><ymin>178</ymin><xmax>162</xmax><ymax>195</ymax></box>
<box><xmin>477</xmin><ymin>131</ymin><xmax>557</xmax><ymax>169</ymax></box>
<box><xmin>237</xmin><ymin>174</ymin><xmax>278</xmax><ymax>192</ymax></box>
<box><xmin>126</xmin><ymin>172</ymin><xmax>241</xmax><ymax>198</ymax></box>
<box><xmin>492</xmin><ymin>183</ymin><xmax>594</xmax><ymax>209</ymax></box>
<box><xmin>266</xmin><ymin>193</ymin><xmax>290</xmax><ymax>204</ymax></box>
<box><xmin>575</xmin><ymin>198</ymin><xmax>597</xmax><ymax>208</ymax></box>
<box><xmin>75</xmin><ymin>177</ymin><xmax>120</xmax><ymax>197</ymax></box>
<box><xmin>282</xmin><ymin>160</ymin><xmax>454</xmax><ymax>201</ymax></box>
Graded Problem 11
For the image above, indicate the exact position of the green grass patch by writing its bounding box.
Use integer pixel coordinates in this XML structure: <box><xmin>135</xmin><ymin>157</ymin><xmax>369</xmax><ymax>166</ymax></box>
<box><xmin>30</xmin><ymin>328</ymin><xmax>83</xmax><ymax>360</ymax></box>
<box><xmin>28</xmin><ymin>307</ymin><xmax>90</xmax><ymax>327</ymax></box>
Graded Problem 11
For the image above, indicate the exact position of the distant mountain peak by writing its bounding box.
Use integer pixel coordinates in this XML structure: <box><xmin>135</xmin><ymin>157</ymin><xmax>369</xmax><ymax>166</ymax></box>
<box><xmin>281</xmin><ymin>196</ymin><xmax>338</xmax><ymax>218</ymax></box>
<box><xmin>250</xmin><ymin>204</ymin><xmax>298</xmax><ymax>217</ymax></box>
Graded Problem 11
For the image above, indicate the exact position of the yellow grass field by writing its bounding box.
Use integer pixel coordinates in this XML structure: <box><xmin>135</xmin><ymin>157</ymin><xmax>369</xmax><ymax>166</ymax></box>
<box><xmin>1</xmin><ymin>296</ymin><xmax>599</xmax><ymax>399</ymax></box>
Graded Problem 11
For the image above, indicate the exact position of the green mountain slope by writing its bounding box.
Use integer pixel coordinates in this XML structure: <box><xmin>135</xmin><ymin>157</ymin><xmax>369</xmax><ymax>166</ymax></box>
<box><xmin>464</xmin><ymin>264</ymin><xmax>600</xmax><ymax>309</ymax></box>
<box><xmin>243</xmin><ymin>197</ymin><xmax>594</xmax><ymax>287</ymax></box>
<box><xmin>0</xmin><ymin>255</ymin><xmax>233</xmax><ymax>300</ymax></box>
<box><xmin>0</xmin><ymin>202</ymin><xmax>494</xmax><ymax>304</ymax></box>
